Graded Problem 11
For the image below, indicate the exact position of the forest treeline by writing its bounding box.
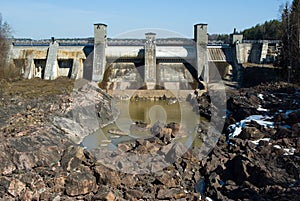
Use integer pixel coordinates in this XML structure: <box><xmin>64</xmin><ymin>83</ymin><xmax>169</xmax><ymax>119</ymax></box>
<box><xmin>242</xmin><ymin>19</ymin><xmax>282</xmax><ymax>40</ymax></box>
<box><xmin>209</xmin><ymin>0</ymin><xmax>299</xmax><ymax>82</ymax></box>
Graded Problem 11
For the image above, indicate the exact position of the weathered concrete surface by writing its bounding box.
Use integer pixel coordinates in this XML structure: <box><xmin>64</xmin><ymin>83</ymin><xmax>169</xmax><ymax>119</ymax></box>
<box><xmin>194</xmin><ymin>24</ymin><xmax>208</xmax><ymax>80</ymax></box>
<box><xmin>92</xmin><ymin>23</ymin><xmax>107</xmax><ymax>82</ymax></box>
<box><xmin>234</xmin><ymin>41</ymin><xmax>278</xmax><ymax>64</ymax></box>
<box><xmin>11</xmin><ymin>44</ymin><xmax>88</xmax><ymax>80</ymax></box>
<box><xmin>44</xmin><ymin>41</ymin><xmax>59</xmax><ymax>80</ymax></box>
<box><xmin>145</xmin><ymin>33</ymin><xmax>157</xmax><ymax>88</ymax></box>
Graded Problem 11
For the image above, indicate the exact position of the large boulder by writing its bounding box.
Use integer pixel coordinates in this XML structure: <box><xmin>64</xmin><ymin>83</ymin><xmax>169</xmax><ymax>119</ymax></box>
<box><xmin>53</xmin><ymin>82</ymin><xmax>118</xmax><ymax>144</ymax></box>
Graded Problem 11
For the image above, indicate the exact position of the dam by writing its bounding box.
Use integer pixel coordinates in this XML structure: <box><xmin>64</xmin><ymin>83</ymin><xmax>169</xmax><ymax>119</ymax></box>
<box><xmin>8</xmin><ymin>23</ymin><xmax>279</xmax><ymax>92</ymax></box>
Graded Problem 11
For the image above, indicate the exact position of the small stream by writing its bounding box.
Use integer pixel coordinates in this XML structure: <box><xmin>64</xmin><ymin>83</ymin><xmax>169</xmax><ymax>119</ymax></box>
<box><xmin>82</xmin><ymin>99</ymin><xmax>204</xmax><ymax>149</ymax></box>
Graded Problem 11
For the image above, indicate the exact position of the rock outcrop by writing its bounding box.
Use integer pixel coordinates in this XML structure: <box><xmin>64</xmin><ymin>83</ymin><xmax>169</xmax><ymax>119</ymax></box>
<box><xmin>0</xmin><ymin>79</ymin><xmax>299</xmax><ymax>200</ymax></box>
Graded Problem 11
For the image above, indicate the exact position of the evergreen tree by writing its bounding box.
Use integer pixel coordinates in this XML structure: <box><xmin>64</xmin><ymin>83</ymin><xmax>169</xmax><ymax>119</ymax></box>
<box><xmin>279</xmin><ymin>0</ymin><xmax>300</xmax><ymax>82</ymax></box>
<box><xmin>279</xmin><ymin>2</ymin><xmax>290</xmax><ymax>77</ymax></box>
<box><xmin>242</xmin><ymin>20</ymin><xmax>282</xmax><ymax>40</ymax></box>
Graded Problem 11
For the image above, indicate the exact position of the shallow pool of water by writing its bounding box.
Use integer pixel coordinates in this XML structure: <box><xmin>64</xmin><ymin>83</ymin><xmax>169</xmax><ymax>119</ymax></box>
<box><xmin>82</xmin><ymin>99</ymin><xmax>204</xmax><ymax>149</ymax></box>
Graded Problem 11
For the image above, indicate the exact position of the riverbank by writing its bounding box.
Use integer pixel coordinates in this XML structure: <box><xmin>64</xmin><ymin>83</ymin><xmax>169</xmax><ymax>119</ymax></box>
<box><xmin>0</xmin><ymin>78</ymin><xmax>299</xmax><ymax>200</ymax></box>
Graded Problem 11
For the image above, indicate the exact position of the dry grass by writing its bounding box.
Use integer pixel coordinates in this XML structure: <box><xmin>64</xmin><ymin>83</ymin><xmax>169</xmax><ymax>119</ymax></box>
<box><xmin>0</xmin><ymin>63</ymin><xmax>22</xmax><ymax>80</ymax></box>
<box><xmin>0</xmin><ymin>77</ymin><xmax>74</xmax><ymax>99</ymax></box>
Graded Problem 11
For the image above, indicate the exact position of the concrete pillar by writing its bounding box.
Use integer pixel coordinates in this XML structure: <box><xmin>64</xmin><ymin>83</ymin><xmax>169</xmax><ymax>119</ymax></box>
<box><xmin>92</xmin><ymin>23</ymin><xmax>107</xmax><ymax>82</ymax></box>
<box><xmin>145</xmin><ymin>33</ymin><xmax>156</xmax><ymax>89</ymax></box>
<box><xmin>78</xmin><ymin>59</ymin><xmax>84</xmax><ymax>79</ymax></box>
<box><xmin>231</xmin><ymin>34</ymin><xmax>243</xmax><ymax>45</ymax></box>
<box><xmin>70</xmin><ymin>58</ymin><xmax>80</xmax><ymax>79</ymax></box>
<box><xmin>260</xmin><ymin>41</ymin><xmax>268</xmax><ymax>63</ymax></box>
<box><xmin>44</xmin><ymin>40</ymin><xmax>59</xmax><ymax>80</ymax></box>
<box><xmin>23</xmin><ymin>54</ymin><xmax>34</xmax><ymax>79</ymax></box>
<box><xmin>194</xmin><ymin>23</ymin><xmax>208</xmax><ymax>82</ymax></box>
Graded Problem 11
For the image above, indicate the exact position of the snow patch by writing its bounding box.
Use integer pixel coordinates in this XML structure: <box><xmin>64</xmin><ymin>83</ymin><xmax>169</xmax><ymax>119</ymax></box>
<box><xmin>258</xmin><ymin>94</ymin><xmax>264</xmax><ymax>100</ymax></box>
<box><xmin>273</xmin><ymin>145</ymin><xmax>296</xmax><ymax>155</ymax></box>
<box><xmin>273</xmin><ymin>145</ymin><xmax>281</xmax><ymax>149</ymax></box>
<box><xmin>250</xmin><ymin>138</ymin><xmax>271</xmax><ymax>145</ymax></box>
<box><xmin>283</xmin><ymin>148</ymin><xmax>296</xmax><ymax>156</ymax></box>
<box><xmin>257</xmin><ymin>105</ymin><xmax>268</xmax><ymax>112</ymax></box>
<box><xmin>227</xmin><ymin>115</ymin><xmax>274</xmax><ymax>138</ymax></box>
<box><xmin>205</xmin><ymin>197</ymin><xmax>214</xmax><ymax>201</ymax></box>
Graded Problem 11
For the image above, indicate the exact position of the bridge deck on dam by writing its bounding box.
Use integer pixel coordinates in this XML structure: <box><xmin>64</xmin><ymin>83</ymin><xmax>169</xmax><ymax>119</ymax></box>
<box><xmin>12</xmin><ymin>38</ymin><xmax>226</xmax><ymax>47</ymax></box>
<box><xmin>12</xmin><ymin>38</ymin><xmax>233</xmax><ymax>63</ymax></box>
<box><xmin>12</xmin><ymin>38</ymin><xmax>195</xmax><ymax>46</ymax></box>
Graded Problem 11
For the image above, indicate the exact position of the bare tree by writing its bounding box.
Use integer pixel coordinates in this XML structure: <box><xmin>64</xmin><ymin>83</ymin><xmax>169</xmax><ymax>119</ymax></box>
<box><xmin>0</xmin><ymin>13</ymin><xmax>13</xmax><ymax>79</ymax></box>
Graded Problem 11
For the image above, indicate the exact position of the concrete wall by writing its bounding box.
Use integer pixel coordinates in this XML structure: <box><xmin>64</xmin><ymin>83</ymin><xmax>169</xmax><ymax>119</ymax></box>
<box><xmin>156</xmin><ymin>46</ymin><xmax>196</xmax><ymax>59</ymax></box>
<box><xmin>106</xmin><ymin>46</ymin><xmax>144</xmax><ymax>58</ymax></box>
<box><xmin>10</xmin><ymin>44</ymin><xmax>87</xmax><ymax>79</ymax></box>
<box><xmin>234</xmin><ymin>42</ymin><xmax>278</xmax><ymax>64</ymax></box>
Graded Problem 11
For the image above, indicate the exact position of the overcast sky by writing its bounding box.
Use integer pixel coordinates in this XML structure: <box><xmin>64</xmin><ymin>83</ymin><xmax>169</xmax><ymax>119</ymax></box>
<box><xmin>0</xmin><ymin>0</ymin><xmax>287</xmax><ymax>39</ymax></box>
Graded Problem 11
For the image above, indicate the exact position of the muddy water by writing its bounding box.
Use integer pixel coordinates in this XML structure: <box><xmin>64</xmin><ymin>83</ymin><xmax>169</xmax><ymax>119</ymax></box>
<box><xmin>82</xmin><ymin>100</ymin><xmax>204</xmax><ymax>149</ymax></box>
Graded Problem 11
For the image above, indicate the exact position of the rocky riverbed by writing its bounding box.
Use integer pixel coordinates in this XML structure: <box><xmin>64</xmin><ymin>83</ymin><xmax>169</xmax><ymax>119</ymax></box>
<box><xmin>0</xmin><ymin>78</ymin><xmax>299</xmax><ymax>200</ymax></box>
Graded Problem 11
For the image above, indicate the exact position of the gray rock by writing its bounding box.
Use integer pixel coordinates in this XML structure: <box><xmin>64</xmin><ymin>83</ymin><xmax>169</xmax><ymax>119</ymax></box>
<box><xmin>53</xmin><ymin>82</ymin><xmax>118</xmax><ymax>144</ymax></box>
<box><xmin>164</xmin><ymin>142</ymin><xmax>188</xmax><ymax>163</ymax></box>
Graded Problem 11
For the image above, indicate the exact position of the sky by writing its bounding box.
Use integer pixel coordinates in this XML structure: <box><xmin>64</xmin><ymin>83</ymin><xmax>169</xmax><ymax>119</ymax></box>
<box><xmin>0</xmin><ymin>0</ymin><xmax>287</xmax><ymax>39</ymax></box>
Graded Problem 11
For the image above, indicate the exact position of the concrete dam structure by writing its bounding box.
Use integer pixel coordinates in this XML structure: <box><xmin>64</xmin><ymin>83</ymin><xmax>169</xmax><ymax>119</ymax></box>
<box><xmin>9</xmin><ymin>23</ymin><xmax>279</xmax><ymax>91</ymax></box>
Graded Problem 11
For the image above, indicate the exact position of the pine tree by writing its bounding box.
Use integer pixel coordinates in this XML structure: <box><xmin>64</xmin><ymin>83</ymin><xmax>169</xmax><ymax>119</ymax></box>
<box><xmin>279</xmin><ymin>2</ymin><xmax>291</xmax><ymax>80</ymax></box>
